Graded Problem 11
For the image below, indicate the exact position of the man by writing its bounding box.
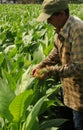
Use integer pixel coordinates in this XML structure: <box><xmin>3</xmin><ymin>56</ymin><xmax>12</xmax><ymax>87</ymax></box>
<box><xmin>31</xmin><ymin>0</ymin><xmax>83</xmax><ymax>130</ymax></box>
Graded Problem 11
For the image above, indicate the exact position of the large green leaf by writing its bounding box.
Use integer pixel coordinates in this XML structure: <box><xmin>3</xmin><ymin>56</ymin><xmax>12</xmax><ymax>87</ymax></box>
<box><xmin>17</xmin><ymin>65</ymin><xmax>36</xmax><ymax>93</ymax></box>
<box><xmin>33</xmin><ymin>45</ymin><xmax>45</xmax><ymax>63</ymax></box>
<box><xmin>29</xmin><ymin>117</ymin><xmax>39</xmax><ymax>130</ymax></box>
<box><xmin>2</xmin><ymin>69</ymin><xmax>16</xmax><ymax>91</ymax></box>
<box><xmin>9</xmin><ymin>90</ymin><xmax>33</xmax><ymax>123</ymax></box>
<box><xmin>40</xmin><ymin>119</ymin><xmax>68</xmax><ymax>130</ymax></box>
<box><xmin>24</xmin><ymin>96</ymin><xmax>46</xmax><ymax>130</ymax></box>
<box><xmin>0</xmin><ymin>78</ymin><xmax>15</xmax><ymax>121</ymax></box>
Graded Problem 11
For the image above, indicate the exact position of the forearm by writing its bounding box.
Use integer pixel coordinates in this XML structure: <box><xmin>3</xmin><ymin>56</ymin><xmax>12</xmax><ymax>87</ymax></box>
<box><xmin>37</xmin><ymin>47</ymin><xmax>60</xmax><ymax>69</ymax></box>
<box><xmin>45</xmin><ymin>62</ymin><xmax>83</xmax><ymax>78</ymax></box>
<box><xmin>58</xmin><ymin>62</ymin><xmax>83</xmax><ymax>78</ymax></box>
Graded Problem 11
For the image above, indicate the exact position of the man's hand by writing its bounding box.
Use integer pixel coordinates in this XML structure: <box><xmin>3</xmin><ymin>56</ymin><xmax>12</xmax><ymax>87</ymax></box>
<box><xmin>31</xmin><ymin>68</ymin><xmax>41</xmax><ymax>78</ymax></box>
<box><xmin>31</xmin><ymin>67</ymin><xmax>50</xmax><ymax>80</ymax></box>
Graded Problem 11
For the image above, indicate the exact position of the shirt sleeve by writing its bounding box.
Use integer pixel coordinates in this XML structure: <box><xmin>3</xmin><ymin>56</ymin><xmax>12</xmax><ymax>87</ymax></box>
<box><xmin>58</xmin><ymin>27</ymin><xmax>83</xmax><ymax>78</ymax></box>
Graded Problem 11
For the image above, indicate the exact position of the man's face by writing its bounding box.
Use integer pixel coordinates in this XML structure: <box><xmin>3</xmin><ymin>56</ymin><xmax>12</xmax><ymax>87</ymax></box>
<box><xmin>47</xmin><ymin>11</ymin><xmax>66</xmax><ymax>30</ymax></box>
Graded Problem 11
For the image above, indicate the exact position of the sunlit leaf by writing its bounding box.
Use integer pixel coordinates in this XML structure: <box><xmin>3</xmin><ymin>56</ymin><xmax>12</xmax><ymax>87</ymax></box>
<box><xmin>0</xmin><ymin>78</ymin><xmax>15</xmax><ymax>121</ymax></box>
<box><xmin>9</xmin><ymin>90</ymin><xmax>33</xmax><ymax>122</ymax></box>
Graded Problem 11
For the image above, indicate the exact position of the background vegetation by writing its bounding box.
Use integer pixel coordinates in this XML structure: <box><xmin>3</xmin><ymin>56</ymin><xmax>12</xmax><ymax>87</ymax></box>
<box><xmin>0</xmin><ymin>0</ymin><xmax>83</xmax><ymax>4</ymax></box>
<box><xmin>0</xmin><ymin>3</ymin><xmax>83</xmax><ymax>130</ymax></box>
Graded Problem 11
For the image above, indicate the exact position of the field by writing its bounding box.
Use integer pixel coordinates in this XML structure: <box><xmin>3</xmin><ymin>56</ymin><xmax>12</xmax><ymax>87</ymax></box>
<box><xmin>0</xmin><ymin>3</ymin><xmax>83</xmax><ymax>130</ymax></box>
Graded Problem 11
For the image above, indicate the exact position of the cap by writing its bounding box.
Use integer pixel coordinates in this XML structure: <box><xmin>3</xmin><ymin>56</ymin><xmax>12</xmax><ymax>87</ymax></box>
<box><xmin>37</xmin><ymin>0</ymin><xmax>68</xmax><ymax>22</ymax></box>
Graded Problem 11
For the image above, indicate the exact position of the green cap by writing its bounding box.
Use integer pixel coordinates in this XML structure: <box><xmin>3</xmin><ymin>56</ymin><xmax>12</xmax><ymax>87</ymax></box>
<box><xmin>37</xmin><ymin>0</ymin><xmax>68</xmax><ymax>22</ymax></box>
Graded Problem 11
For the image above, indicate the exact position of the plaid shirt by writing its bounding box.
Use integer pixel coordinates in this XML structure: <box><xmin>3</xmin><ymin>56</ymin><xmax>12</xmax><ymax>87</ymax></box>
<box><xmin>38</xmin><ymin>15</ymin><xmax>83</xmax><ymax>111</ymax></box>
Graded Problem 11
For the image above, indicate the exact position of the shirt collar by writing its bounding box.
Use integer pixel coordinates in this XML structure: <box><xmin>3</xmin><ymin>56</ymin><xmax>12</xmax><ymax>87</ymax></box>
<box><xmin>59</xmin><ymin>15</ymin><xmax>73</xmax><ymax>39</ymax></box>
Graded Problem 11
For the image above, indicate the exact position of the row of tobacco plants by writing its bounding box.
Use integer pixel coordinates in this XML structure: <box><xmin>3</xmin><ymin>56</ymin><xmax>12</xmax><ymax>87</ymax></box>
<box><xmin>0</xmin><ymin>3</ymin><xmax>83</xmax><ymax>130</ymax></box>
